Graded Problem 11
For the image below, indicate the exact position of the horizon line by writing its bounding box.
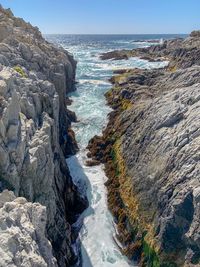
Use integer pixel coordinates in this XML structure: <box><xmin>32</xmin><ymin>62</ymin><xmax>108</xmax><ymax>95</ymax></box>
<box><xmin>43</xmin><ymin>33</ymin><xmax>189</xmax><ymax>35</ymax></box>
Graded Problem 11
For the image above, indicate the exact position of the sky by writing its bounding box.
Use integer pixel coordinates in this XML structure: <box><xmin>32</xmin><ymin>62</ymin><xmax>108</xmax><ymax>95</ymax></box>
<box><xmin>0</xmin><ymin>0</ymin><xmax>200</xmax><ymax>34</ymax></box>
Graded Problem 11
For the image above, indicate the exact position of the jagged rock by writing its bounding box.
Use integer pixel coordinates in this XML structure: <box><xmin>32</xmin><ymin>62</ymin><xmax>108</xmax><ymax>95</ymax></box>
<box><xmin>100</xmin><ymin>50</ymin><xmax>130</xmax><ymax>60</ymax></box>
<box><xmin>0</xmin><ymin>5</ymin><xmax>88</xmax><ymax>267</ymax></box>
<box><xmin>0</xmin><ymin>190</ymin><xmax>58</xmax><ymax>267</ymax></box>
<box><xmin>190</xmin><ymin>30</ymin><xmax>200</xmax><ymax>38</ymax></box>
<box><xmin>101</xmin><ymin>31</ymin><xmax>200</xmax><ymax>69</ymax></box>
<box><xmin>89</xmin><ymin>37</ymin><xmax>200</xmax><ymax>266</ymax></box>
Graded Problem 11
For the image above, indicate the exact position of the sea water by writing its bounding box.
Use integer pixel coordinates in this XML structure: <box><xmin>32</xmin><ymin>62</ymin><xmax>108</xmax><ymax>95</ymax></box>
<box><xmin>45</xmin><ymin>34</ymin><xmax>185</xmax><ymax>267</ymax></box>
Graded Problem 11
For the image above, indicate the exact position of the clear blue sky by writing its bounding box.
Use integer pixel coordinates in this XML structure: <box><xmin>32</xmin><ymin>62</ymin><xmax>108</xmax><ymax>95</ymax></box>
<box><xmin>1</xmin><ymin>0</ymin><xmax>200</xmax><ymax>34</ymax></box>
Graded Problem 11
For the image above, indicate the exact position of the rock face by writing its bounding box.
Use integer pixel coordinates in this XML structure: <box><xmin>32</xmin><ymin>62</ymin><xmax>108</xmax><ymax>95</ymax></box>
<box><xmin>0</xmin><ymin>190</ymin><xmax>57</xmax><ymax>267</ymax></box>
<box><xmin>190</xmin><ymin>30</ymin><xmax>200</xmax><ymax>38</ymax></box>
<box><xmin>0</xmin><ymin>5</ymin><xmax>87</xmax><ymax>267</ymax></box>
<box><xmin>88</xmin><ymin>33</ymin><xmax>200</xmax><ymax>266</ymax></box>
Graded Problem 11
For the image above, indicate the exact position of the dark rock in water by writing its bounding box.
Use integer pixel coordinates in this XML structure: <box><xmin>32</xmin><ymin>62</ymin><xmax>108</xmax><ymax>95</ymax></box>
<box><xmin>133</xmin><ymin>39</ymin><xmax>160</xmax><ymax>43</ymax></box>
<box><xmin>113</xmin><ymin>69</ymin><xmax>130</xmax><ymax>74</ymax></box>
<box><xmin>101</xmin><ymin>32</ymin><xmax>200</xmax><ymax>70</ymax></box>
<box><xmin>66</xmin><ymin>97</ymin><xmax>73</xmax><ymax>105</ymax></box>
<box><xmin>100</xmin><ymin>50</ymin><xmax>130</xmax><ymax>60</ymax></box>
<box><xmin>140</xmin><ymin>55</ymin><xmax>163</xmax><ymax>62</ymax></box>
<box><xmin>85</xmin><ymin>159</ymin><xmax>101</xmax><ymax>166</ymax></box>
<box><xmin>67</xmin><ymin>109</ymin><xmax>78</xmax><ymax>123</ymax></box>
<box><xmin>0</xmin><ymin>5</ymin><xmax>88</xmax><ymax>267</ymax></box>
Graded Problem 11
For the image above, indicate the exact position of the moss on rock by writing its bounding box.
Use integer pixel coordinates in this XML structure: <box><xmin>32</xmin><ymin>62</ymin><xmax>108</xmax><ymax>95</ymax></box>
<box><xmin>13</xmin><ymin>66</ymin><xmax>27</xmax><ymax>78</ymax></box>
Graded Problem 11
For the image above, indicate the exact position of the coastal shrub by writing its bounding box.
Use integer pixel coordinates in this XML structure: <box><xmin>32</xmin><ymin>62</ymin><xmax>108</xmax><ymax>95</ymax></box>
<box><xmin>13</xmin><ymin>66</ymin><xmax>27</xmax><ymax>78</ymax></box>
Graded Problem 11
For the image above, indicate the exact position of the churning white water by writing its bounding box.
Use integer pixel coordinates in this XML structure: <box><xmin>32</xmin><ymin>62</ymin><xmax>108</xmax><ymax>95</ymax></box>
<box><xmin>46</xmin><ymin>35</ymin><xmax>169</xmax><ymax>267</ymax></box>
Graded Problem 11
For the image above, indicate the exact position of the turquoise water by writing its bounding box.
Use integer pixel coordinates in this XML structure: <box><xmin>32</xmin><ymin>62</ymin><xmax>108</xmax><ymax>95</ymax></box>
<box><xmin>46</xmin><ymin>35</ymin><xmax>172</xmax><ymax>148</ymax></box>
<box><xmin>45</xmin><ymin>35</ymin><xmax>181</xmax><ymax>267</ymax></box>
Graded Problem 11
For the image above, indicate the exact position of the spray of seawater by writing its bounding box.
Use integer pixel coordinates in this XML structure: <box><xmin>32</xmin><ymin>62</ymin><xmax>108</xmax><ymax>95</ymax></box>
<box><xmin>46</xmin><ymin>34</ymin><xmax>168</xmax><ymax>267</ymax></box>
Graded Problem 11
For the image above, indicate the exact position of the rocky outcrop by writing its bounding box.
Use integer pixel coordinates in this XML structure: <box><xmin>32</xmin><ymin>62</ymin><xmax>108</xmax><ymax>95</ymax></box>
<box><xmin>100</xmin><ymin>33</ymin><xmax>200</xmax><ymax>70</ymax></box>
<box><xmin>88</xmin><ymin>33</ymin><xmax>200</xmax><ymax>266</ymax></box>
<box><xmin>0</xmin><ymin>5</ymin><xmax>87</xmax><ymax>267</ymax></box>
<box><xmin>0</xmin><ymin>190</ymin><xmax>57</xmax><ymax>267</ymax></box>
<box><xmin>190</xmin><ymin>30</ymin><xmax>200</xmax><ymax>38</ymax></box>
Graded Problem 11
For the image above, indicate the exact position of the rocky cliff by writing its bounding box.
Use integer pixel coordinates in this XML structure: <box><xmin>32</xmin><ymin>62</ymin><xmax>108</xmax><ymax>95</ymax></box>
<box><xmin>0</xmin><ymin>6</ymin><xmax>87</xmax><ymax>267</ymax></box>
<box><xmin>88</xmin><ymin>32</ymin><xmax>200</xmax><ymax>266</ymax></box>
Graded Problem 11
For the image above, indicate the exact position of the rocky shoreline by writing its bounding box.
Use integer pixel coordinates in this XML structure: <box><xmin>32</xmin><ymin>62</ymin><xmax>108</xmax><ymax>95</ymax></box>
<box><xmin>0</xmin><ymin>6</ymin><xmax>88</xmax><ymax>267</ymax></box>
<box><xmin>100</xmin><ymin>32</ymin><xmax>200</xmax><ymax>70</ymax></box>
<box><xmin>88</xmin><ymin>32</ymin><xmax>200</xmax><ymax>266</ymax></box>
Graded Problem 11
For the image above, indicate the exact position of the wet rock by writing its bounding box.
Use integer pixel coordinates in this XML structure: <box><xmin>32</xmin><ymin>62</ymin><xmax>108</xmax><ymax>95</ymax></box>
<box><xmin>85</xmin><ymin>159</ymin><xmax>101</xmax><ymax>166</ymax></box>
<box><xmin>100</xmin><ymin>50</ymin><xmax>129</xmax><ymax>60</ymax></box>
<box><xmin>101</xmin><ymin>32</ymin><xmax>200</xmax><ymax>70</ymax></box>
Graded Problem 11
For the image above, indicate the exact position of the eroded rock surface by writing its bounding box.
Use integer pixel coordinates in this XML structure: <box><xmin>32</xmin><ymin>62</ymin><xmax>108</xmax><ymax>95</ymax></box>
<box><xmin>89</xmin><ymin>33</ymin><xmax>200</xmax><ymax>266</ymax></box>
<box><xmin>0</xmin><ymin>190</ymin><xmax>57</xmax><ymax>267</ymax></box>
<box><xmin>0</xmin><ymin>5</ymin><xmax>87</xmax><ymax>267</ymax></box>
<box><xmin>101</xmin><ymin>32</ymin><xmax>200</xmax><ymax>69</ymax></box>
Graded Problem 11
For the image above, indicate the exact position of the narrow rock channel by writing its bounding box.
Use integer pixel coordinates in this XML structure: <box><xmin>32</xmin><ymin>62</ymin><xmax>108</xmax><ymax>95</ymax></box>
<box><xmin>47</xmin><ymin>35</ymin><xmax>168</xmax><ymax>267</ymax></box>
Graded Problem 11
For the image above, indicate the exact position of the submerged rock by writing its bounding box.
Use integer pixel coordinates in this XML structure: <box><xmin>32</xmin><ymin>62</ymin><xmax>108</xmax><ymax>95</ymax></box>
<box><xmin>0</xmin><ymin>5</ymin><xmax>88</xmax><ymax>267</ymax></box>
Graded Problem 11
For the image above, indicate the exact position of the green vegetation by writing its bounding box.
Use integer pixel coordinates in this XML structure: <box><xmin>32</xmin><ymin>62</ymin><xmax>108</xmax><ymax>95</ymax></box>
<box><xmin>143</xmin><ymin>240</ymin><xmax>160</xmax><ymax>267</ymax></box>
<box><xmin>107</xmin><ymin>138</ymin><xmax>178</xmax><ymax>267</ymax></box>
<box><xmin>13</xmin><ymin>66</ymin><xmax>27</xmax><ymax>78</ymax></box>
<box><xmin>98</xmin><ymin>95</ymin><xmax>178</xmax><ymax>267</ymax></box>
<box><xmin>142</xmin><ymin>239</ymin><xmax>178</xmax><ymax>267</ymax></box>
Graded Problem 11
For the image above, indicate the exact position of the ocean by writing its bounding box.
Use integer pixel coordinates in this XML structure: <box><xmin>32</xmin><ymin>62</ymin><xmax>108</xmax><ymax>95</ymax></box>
<box><xmin>45</xmin><ymin>34</ymin><xmax>186</xmax><ymax>267</ymax></box>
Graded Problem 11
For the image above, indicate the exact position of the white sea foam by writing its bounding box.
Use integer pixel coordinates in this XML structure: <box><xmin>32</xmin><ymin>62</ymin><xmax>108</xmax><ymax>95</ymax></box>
<box><xmin>95</xmin><ymin>57</ymin><xmax>168</xmax><ymax>71</ymax></box>
<box><xmin>78</xmin><ymin>79</ymin><xmax>110</xmax><ymax>85</ymax></box>
<box><xmin>64</xmin><ymin>37</ymin><xmax>168</xmax><ymax>267</ymax></box>
<box><xmin>67</xmin><ymin>152</ymin><xmax>134</xmax><ymax>267</ymax></box>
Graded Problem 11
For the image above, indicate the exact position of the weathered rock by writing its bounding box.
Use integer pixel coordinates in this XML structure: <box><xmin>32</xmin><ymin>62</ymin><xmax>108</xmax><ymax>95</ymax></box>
<box><xmin>0</xmin><ymin>5</ymin><xmax>88</xmax><ymax>267</ymax></box>
<box><xmin>101</xmin><ymin>32</ymin><xmax>200</xmax><ymax>69</ymax></box>
<box><xmin>190</xmin><ymin>30</ymin><xmax>200</xmax><ymax>38</ymax></box>
<box><xmin>0</xmin><ymin>190</ymin><xmax>58</xmax><ymax>267</ymax></box>
<box><xmin>85</xmin><ymin>159</ymin><xmax>101</xmax><ymax>167</ymax></box>
<box><xmin>100</xmin><ymin>50</ymin><xmax>130</xmax><ymax>60</ymax></box>
<box><xmin>89</xmin><ymin>35</ymin><xmax>200</xmax><ymax>266</ymax></box>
